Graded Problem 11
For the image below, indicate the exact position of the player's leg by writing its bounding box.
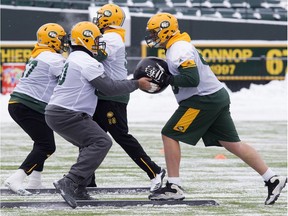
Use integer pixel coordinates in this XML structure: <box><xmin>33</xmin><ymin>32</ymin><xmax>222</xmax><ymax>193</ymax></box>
<box><xmin>221</xmin><ymin>141</ymin><xmax>268</xmax><ymax>174</ymax></box>
<box><xmin>18</xmin><ymin>113</ymin><xmax>55</xmax><ymax>189</ymax></box>
<box><xmin>162</xmin><ymin>135</ymin><xmax>181</xmax><ymax>177</ymax></box>
<box><xmin>46</xmin><ymin>108</ymin><xmax>112</xmax><ymax>207</ymax></box>
<box><xmin>220</xmin><ymin>140</ymin><xmax>287</xmax><ymax>204</ymax></box>
<box><xmin>205</xmin><ymin>105</ymin><xmax>287</xmax><ymax>205</ymax></box>
<box><xmin>94</xmin><ymin>100</ymin><xmax>165</xmax><ymax>191</ymax></box>
<box><xmin>149</xmin><ymin>106</ymin><xmax>216</xmax><ymax>200</ymax></box>
<box><xmin>5</xmin><ymin>103</ymin><xmax>55</xmax><ymax>195</ymax></box>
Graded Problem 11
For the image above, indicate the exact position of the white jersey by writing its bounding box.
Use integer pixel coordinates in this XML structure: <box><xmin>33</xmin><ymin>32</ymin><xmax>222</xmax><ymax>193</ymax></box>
<box><xmin>13</xmin><ymin>51</ymin><xmax>65</xmax><ymax>103</ymax></box>
<box><xmin>166</xmin><ymin>41</ymin><xmax>223</xmax><ymax>103</ymax></box>
<box><xmin>100</xmin><ymin>32</ymin><xmax>128</xmax><ymax>80</ymax></box>
<box><xmin>48</xmin><ymin>51</ymin><xmax>105</xmax><ymax>116</ymax></box>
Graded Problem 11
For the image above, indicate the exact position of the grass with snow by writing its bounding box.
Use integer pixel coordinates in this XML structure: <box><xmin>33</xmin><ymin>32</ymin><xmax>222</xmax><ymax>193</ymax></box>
<box><xmin>0</xmin><ymin>121</ymin><xmax>287</xmax><ymax>216</ymax></box>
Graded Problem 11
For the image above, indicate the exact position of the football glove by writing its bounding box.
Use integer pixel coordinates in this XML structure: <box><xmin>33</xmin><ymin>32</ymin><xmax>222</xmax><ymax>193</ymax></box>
<box><xmin>147</xmin><ymin>82</ymin><xmax>159</xmax><ymax>93</ymax></box>
<box><xmin>145</xmin><ymin>64</ymin><xmax>172</xmax><ymax>86</ymax></box>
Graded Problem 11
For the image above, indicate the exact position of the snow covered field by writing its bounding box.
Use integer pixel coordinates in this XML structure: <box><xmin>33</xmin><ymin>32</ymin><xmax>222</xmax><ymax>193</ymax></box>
<box><xmin>0</xmin><ymin>80</ymin><xmax>287</xmax><ymax>215</ymax></box>
<box><xmin>1</xmin><ymin>79</ymin><xmax>287</xmax><ymax>123</ymax></box>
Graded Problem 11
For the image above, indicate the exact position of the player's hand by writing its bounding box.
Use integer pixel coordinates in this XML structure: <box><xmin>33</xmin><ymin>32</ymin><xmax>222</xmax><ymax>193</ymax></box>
<box><xmin>138</xmin><ymin>77</ymin><xmax>159</xmax><ymax>92</ymax></box>
<box><xmin>146</xmin><ymin>66</ymin><xmax>172</xmax><ymax>86</ymax></box>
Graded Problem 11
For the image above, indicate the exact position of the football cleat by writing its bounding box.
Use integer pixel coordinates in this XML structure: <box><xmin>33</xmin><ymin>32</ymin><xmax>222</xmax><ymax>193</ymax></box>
<box><xmin>26</xmin><ymin>181</ymin><xmax>46</xmax><ymax>189</ymax></box>
<box><xmin>26</xmin><ymin>171</ymin><xmax>46</xmax><ymax>189</ymax></box>
<box><xmin>74</xmin><ymin>186</ymin><xmax>95</xmax><ymax>200</ymax></box>
<box><xmin>150</xmin><ymin>168</ymin><xmax>166</xmax><ymax>192</ymax></box>
<box><xmin>148</xmin><ymin>181</ymin><xmax>185</xmax><ymax>200</ymax></box>
<box><xmin>5</xmin><ymin>180</ymin><xmax>32</xmax><ymax>196</ymax></box>
<box><xmin>87</xmin><ymin>173</ymin><xmax>97</xmax><ymax>187</ymax></box>
<box><xmin>53</xmin><ymin>176</ymin><xmax>78</xmax><ymax>209</ymax></box>
<box><xmin>4</xmin><ymin>170</ymin><xmax>32</xmax><ymax>196</ymax></box>
<box><xmin>264</xmin><ymin>175</ymin><xmax>287</xmax><ymax>205</ymax></box>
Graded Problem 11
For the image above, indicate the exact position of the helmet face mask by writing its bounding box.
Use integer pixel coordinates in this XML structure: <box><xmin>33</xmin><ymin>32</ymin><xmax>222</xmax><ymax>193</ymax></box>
<box><xmin>145</xmin><ymin>28</ymin><xmax>161</xmax><ymax>48</ymax></box>
<box><xmin>70</xmin><ymin>21</ymin><xmax>106</xmax><ymax>55</ymax></box>
<box><xmin>145</xmin><ymin>13</ymin><xmax>179</xmax><ymax>48</ymax></box>
<box><xmin>37</xmin><ymin>23</ymin><xmax>68</xmax><ymax>53</ymax></box>
<box><xmin>58</xmin><ymin>35</ymin><xmax>69</xmax><ymax>53</ymax></box>
<box><xmin>93</xmin><ymin>36</ymin><xmax>106</xmax><ymax>54</ymax></box>
<box><xmin>92</xmin><ymin>4</ymin><xmax>126</xmax><ymax>30</ymax></box>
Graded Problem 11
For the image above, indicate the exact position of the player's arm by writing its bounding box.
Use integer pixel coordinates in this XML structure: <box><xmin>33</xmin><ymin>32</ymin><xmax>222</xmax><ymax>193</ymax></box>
<box><xmin>172</xmin><ymin>66</ymin><xmax>199</xmax><ymax>87</ymax></box>
<box><xmin>90</xmin><ymin>74</ymin><xmax>153</xmax><ymax>96</ymax></box>
<box><xmin>153</xmin><ymin>59</ymin><xmax>199</xmax><ymax>87</ymax></box>
<box><xmin>171</xmin><ymin>59</ymin><xmax>200</xmax><ymax>87</ymax></box>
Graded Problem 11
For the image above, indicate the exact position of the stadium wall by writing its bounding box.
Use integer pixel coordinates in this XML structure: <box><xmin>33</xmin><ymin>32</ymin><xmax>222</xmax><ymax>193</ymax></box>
<box><xmin>1</xmin><ymin>6</ymin><xmax>287</xmax><ymax>92</ymax></box>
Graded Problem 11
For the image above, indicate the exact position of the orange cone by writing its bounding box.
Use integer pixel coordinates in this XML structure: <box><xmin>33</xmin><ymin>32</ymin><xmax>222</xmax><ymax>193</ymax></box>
<box><xmin>214</xmin><ymin>154</ymin><xmax>227</xmax><ymax>159</ymax></box>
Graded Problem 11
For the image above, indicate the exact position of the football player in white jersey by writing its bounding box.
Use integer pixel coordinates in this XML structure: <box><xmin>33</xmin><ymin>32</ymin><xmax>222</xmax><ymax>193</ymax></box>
<box><xmin>90</xmin><ymin>3</ymin><xmax>166</xmax><ymax>192</ymax></box>
<box><xmin>145</xmin><ymin>13</ymin><xmax>287</xmax><ymax>205</ymax></box>
<box><xmin>4</xmin><ymin>23</ymin><xmax>68</xmax><ymax>195</ymax></box>
<box><xmin>45</xmin><ymin>21</ymin><xmax>154</xmax><ymax>208</ymax></box>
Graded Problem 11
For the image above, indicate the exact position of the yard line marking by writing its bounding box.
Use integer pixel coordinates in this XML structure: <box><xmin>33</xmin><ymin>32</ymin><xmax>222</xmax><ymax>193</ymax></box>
<box><xmin>0</xmin><ymin>187</ymin><xmax>150</xmax><ymax>195</ymax></box>
<box><xmin>0</xmin><ymin>200</ymin><xmax>219</xmax><ymax>208</ymax></box>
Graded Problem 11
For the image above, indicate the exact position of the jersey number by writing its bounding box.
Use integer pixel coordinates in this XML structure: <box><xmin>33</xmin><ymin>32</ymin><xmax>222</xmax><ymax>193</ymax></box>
<box><xmin>58</xmin><ymin>63</ymin><xmax>69</xmax><ymax>85</ymax></box>
<box><xmin>22</xmin><ymin>60</ymin><xmax>38</xmax><ymax>78</ymax></box>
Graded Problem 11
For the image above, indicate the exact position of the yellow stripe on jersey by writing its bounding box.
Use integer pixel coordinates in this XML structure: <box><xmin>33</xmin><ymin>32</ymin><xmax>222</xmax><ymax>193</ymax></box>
<box><xmin>173</xmin><ymin>108</ymin><xmax>200</xmax><ymax>133</ymax></box>
<box><xmin>180</xmin><ymin>60</ymin><xmax>196</xmax><ymax>69</ymax></box>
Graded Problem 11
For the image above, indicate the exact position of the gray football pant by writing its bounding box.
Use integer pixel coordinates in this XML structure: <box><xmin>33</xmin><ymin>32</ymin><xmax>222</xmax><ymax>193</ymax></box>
<box><xmin>45</xmin><ymin>105</ymin><xmax>112</xmax><ymax>185</ymax></box>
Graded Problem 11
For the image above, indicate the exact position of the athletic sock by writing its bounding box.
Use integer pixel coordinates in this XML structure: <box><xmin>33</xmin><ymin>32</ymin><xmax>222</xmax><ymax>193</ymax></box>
<box><xmin>262</xmin><ymin>168</ymin><xmax>276</xmax><ymax>182</ymax></box>
<box><xmin>27</xmin><ymin>171</ymin><xmax>43</xmax><ymax>188</ymax></box>
<box><xmin>167</xmin><ymin>177</ymin><xmax>181</xmax><ymax>186</ymax></box>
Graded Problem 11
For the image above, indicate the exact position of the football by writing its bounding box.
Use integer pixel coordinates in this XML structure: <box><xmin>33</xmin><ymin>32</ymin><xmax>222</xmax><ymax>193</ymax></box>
<box><xmin>133</xmin><ymin>56</ymin><xmax>171</xmax><ymax>94</ymax></box>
